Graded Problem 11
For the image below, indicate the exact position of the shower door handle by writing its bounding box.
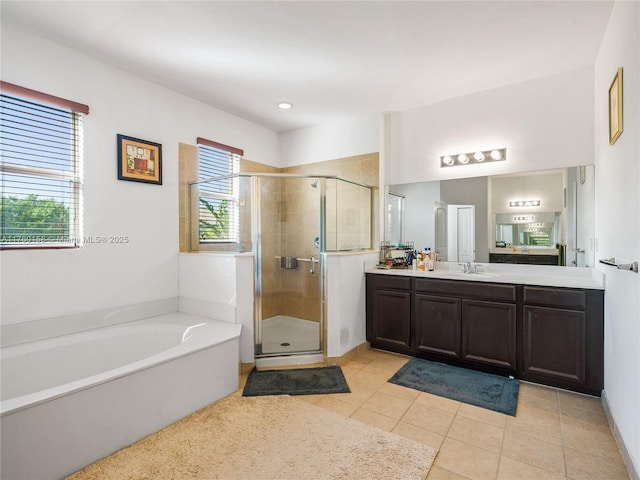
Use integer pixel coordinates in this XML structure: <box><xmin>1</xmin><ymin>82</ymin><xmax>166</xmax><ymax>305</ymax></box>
<box><xmin>309</xmin><ymin>256</ymin><xmax>315</xmax><ymax>274</ymax></box>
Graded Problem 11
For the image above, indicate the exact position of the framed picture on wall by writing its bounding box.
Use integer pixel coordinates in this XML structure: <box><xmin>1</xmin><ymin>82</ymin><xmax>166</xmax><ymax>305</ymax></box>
<box><xmin>117</xmin><ymin>134</ymin><xmax>163</xmax><ymax>184</ymax></box>
<box><xmin>608</xmin><ymin>67</ymin><xmax>623</xmax><ymax>145</ymax></box>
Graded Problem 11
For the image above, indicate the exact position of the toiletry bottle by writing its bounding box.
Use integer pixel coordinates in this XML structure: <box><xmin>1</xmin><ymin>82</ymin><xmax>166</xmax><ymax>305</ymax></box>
<box><xmin>427</xmin><ymin>249</ymin><xmax>435</xmax><ymax>271</ymax></box>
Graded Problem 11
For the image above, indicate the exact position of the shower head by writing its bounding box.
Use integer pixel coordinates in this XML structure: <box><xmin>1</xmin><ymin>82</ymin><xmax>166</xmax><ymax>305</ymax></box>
<box><xmin>310</xmin><ymin>179</ymin><xmax>318</xmax><ymax>188</ymax></box>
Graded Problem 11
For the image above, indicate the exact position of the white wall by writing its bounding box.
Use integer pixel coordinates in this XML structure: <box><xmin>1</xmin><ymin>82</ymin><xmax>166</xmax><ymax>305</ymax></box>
<box><xmin>0</xmin><ymin>24</ymin><xmax>279</xmax><ymax>325</ymax></box>
<box><xmin>279</xmin><ymin>113</ymin><xmax>380</xmax><ymax>167</ymax></box>
<box><xmin>325</xmin><ymin>251</ymin><xmax>379</xmax><ymax>358</ymax></box>
<box><xmin>594</xmin><ymin>1</ymin><xmax>640</xmax><ymax>476</ymax></box>
<box><xmin>386</xmin><ymin>67</ymin><xmax>595</xmax><ymax>185</ymax></box>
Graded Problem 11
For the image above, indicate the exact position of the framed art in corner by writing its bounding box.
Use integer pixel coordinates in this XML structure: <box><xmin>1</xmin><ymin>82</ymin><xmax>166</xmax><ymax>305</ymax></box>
<box><xmin>117</xmin><ymin>134</ymin><xmax>162</xmax><ymax>184</ymax></box>
<box><xmin>608</xmin><ymin>67</ymin><xmax>623</xmax><ymax>145</ymax></box>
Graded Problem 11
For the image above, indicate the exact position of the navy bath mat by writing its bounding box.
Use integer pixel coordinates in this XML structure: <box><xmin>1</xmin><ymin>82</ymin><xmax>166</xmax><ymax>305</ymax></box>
<box><xmin>243</xmin><ymin>365</ymin><xmax>351</xmax><ymax>397</ymax></box>
<box><xmin>388</xmin><ymin>358</ymin><xmax>519</xmax><ymax>416</ymax></box>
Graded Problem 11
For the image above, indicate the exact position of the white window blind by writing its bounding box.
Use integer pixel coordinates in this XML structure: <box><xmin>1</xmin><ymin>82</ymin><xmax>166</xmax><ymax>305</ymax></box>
<box><xmin>196</xmin><ymin>137</ymin><xmax>242</xmax><ymax>243</ymax></box>
<box><xmin>0</xmin><ymin>83</ymin><xmax>87</xmax><ymax>249</ymax></box>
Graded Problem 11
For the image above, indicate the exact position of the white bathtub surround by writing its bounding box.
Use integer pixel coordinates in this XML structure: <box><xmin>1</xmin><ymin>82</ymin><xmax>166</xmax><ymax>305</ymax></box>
<box><xmin>178</xmin><ymin>252</ymin><xmax>254</xmax><ymax>363</ymax></box>
<box><xmin>0</xmin><ymin>313</ymin><xmax>241</xmax><ymax>480</ymax></box>
<box><xmin>0</xmin><ymin>297</ymin><xmax>179</xmax><ymax>348</ymax></box>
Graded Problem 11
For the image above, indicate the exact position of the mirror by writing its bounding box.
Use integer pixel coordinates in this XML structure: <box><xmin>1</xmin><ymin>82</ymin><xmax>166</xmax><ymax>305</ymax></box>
<box><xmin>386</xmin><ymin>166</ymin><xmax>595</xmax><ymax>267</ymax></box>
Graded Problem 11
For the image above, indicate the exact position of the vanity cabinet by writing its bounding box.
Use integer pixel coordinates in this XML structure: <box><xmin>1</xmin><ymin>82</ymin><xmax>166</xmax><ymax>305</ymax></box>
<box><xmin>366</xmin><ymin>273</ymin><xmax>604</xmax><ymax>396</ymax></box>
<box><xmin>366</xmin><ymin>275</ymin><xmax>412</xmax><ymax>353</ymax></box>
<box><xmin>413</xmin><ymin>278</ymin><xmax>517</xmax><ymax>372</ymax></box>
<box><xmin>520</xmin><ymin>286</ymin><xmax>604</xmax><ymax>394</ymax></box>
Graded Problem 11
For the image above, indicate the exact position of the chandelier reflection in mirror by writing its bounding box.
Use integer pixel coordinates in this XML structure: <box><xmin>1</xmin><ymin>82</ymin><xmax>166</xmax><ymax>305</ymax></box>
<box><xmin>441</xmin><ymin>147</ymin><xmax>506</xmax><ymax>168</ymax></box>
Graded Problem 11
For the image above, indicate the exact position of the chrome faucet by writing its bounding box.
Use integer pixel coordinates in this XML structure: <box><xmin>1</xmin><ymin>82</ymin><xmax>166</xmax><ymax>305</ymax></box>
<box><xmin>460</xmin><ymin>261</ymin><xmax>478</xmax><ymax>274</ymax></box>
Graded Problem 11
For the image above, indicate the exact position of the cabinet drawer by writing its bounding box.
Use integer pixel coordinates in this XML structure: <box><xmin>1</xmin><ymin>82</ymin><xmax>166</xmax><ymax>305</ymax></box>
<box><xmin>367</xmin><ymin>274</ymin><xmax>411</xmax><ymax>291</ymax></box>
<box><xmin>523</xmin><ymin>286</ymin><xmax>586</xmax><ymax>309</ymax></box>
<box><xmin>415</xmin><ymin>278</ymin><xmax>516</xmax><ymax>302</ymax></box>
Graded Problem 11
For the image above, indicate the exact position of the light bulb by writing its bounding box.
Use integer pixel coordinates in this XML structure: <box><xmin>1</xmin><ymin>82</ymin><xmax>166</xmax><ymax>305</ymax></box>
<box><xmin>474</xmin><ymin>151</ymin><xmax>485</xmax><ymax>162</ymax></box>
<box><xmin>490</xmin><ymin>149</ymin><xmax>502</xmax><ymax>160</ymax></box>
<box><xmin>442</xmin><ymin>156</ymin><xmax>454</xmax><ymax>166</ymax></box>
<box><xmin>458</xmin><ymin>154</ymin><xmax>469</xmax><ymax>164</ymax></box>
<box><xmin>278</xmin><ymin>102</ymin><xmax>293</xmax><ymax>110</ymax></box>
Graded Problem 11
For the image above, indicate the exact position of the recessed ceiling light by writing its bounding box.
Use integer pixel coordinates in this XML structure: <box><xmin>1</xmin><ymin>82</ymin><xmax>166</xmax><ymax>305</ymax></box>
<box><xmin>278</xmin><ymin>102</ymin><xmax>293</xmax><ymax>110</ymax></box>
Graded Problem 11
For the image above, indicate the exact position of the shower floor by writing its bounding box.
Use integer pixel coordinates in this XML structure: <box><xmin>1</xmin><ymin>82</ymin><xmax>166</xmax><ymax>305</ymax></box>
<box><xmin>261</xmin><ymin>315</ymin><xmax>320</xmax><ymax>354</ymax></box>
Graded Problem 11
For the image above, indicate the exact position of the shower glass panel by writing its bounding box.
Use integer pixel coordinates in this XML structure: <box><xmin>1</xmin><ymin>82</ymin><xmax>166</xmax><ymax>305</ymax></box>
<box><xmin>189</xmin><ymin>174</ymin><xmax>372</xmax><ymax>364</ymax></box>
<box><xmin>326</xmin><ymin>177</ymin><xmax>372</xmax><ymax>251</ymax></box>
<box><xmin>256</xmin><ymin>175</ymin><xmax>322</xmax><ymax>356</ymax></box>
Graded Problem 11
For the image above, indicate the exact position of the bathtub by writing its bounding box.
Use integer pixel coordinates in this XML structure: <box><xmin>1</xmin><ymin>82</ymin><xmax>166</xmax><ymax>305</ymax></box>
<box><xmin>1</xmin><ymin>312</ymin><xmax>242</xmax><ymax>480</ymax></box>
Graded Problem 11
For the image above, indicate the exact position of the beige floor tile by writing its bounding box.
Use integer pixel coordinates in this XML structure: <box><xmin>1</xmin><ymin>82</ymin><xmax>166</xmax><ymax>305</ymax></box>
<box><xmin>561</xmin><ymin>420</ymin><xmax>623</xmax><ymax>460</ymax></box>
<box><xmin>313</xmin><ymin>395</ymin><xmax>359</xmax><ymax>417</ymax></box>
<box><xmin>434</xmin><ymin>437</ymin><xmax>501</xmax><ymax>480</ymax></box>
<box><xmin>360</xmin><ymin>391</ymin><xmax>413</xmax><ymax>419</ymax></box>
<box><xmin>297</xmin><ymin>394</ymin><xmax>322</xmax><ymax>404</ymax></box>
<box><xmin>519</xmin><ymin>381</ymin><xmax>559</xmax><ymax>402</ymax></box>
<box><xmin>339</xmin><ymin>362</ymin><xmax>366</xmax><ymax>378</ymax></box>
<box><xmin>497</xmin><ymin>456</ymin><xmax>566</xmax><ymax>480</ymax></box>
<box><xmin>447</xmin><ymin>415</ymin><xmax>505</xmax><ymax>453</ymax></box>
<box><xmin>427</xmin><ymin>465</ymin><xmax>473</xmax><ymax>480</ymax></box>
<box><xmin>415</xmin><ymin>391</ymin><xmax>462</xmax><ymax>414</ymax></box>
<box><xmin>507</xmin><ymin>404</ymin><xmax>563</xmax><ymax>445</ymax></box>
<box><xmin>350</xmin><ymin>407</ymin><xmax>398</xmax><ymax>432</ymax></box>
<box><xmin>401</xmin><ymin>402</ymin><xmax>456</xmax><ymax>436</ymax></box>
<box><xmin>347</xmin><ymin>368</ymin><xmax>390</xmax><ymax>388</ymax></box>
<box><xmin>377</xmin><ymin>381</ymin><xmax>421</xmax><ymax>402</ymax></box>
<box><xmin>329</xmin><ymin>383</ymin><xmax>376</xmax><ymax>407</ymax></box>
<box><xmin>501</xmin><ymin>429</ymin><xmax>566</xmax><ymax>477</ymax></box>
<box><xmin>564</xmin><ymin>446</ymin><xmax>630</xmax><ymax>480</ymax></box>
<box><xmin>516</xmin><ymin>390</ymin><xmax>560</xmax><ymax>415</ymax></box>
<box><xmin>558</xmin><ymin>390</ymin><xmax>603</xmax><ymax>414</ymax></box>
<box><xmin>364</xmin><ymin>354</ymin><xmax>409</xmax><ymax>374</ymax></box>
<box><xmin>560</xmin><ymin>402</ymin><xmax>609</xmax><ymax>428</ymax></box>
<box><xmin>456</xmin><ymin>403</ymin><xmax>508</xmax><ymax>429</ymax></box>
<box><xmin>393</xmin><ymin>421</ymin><xmax>445</xmax><ymax>450</ymax></box>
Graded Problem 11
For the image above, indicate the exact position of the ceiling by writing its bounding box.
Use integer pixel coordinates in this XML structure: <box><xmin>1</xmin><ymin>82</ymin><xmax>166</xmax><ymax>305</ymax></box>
<box><xmin>1</xmin><ymin>1</ymin><xmax>613</xmax><ymax>132</ymax></box>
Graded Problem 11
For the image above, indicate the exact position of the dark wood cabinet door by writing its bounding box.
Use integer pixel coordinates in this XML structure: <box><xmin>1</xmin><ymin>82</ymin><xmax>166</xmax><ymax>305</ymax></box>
<box><xmin>522</xmin><ymin>305</ymin><xmax>586</xmax><ymax>384</ymax></box>
<box><xmin>371</xmin><ymin>289</ymin><xmax>412</xmax><ymax>351</ymax></box>
<box><xmin>413</xmin><ymin>294</ymin><xmax>461</xmax><ymax>358</ymax></box>
<box><xmin>461</xmin><ymin>300</ymin><xmax>517</xmax><ymax>370</ymax></box>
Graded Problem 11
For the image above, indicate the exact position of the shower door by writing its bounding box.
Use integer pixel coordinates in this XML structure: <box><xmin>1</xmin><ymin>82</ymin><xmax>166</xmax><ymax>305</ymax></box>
<box><xmin>254</xmin><ymin>175</ymin><xmax>323</xmax><ymax>358</ymax></box>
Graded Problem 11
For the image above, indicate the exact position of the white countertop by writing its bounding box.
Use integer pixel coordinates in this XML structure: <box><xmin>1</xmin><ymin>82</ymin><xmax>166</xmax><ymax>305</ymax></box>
<box><xmin>366</xmin><ymin>262</ymin><xmax>605</xmax><ymax>290</ymax></box>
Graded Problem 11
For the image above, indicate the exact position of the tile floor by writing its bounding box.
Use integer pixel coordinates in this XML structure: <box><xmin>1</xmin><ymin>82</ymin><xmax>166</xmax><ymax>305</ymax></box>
<box><xmin>241</xmin><ymin>348</ymin><xmax>631</xmax><ymax>480</ymax></box>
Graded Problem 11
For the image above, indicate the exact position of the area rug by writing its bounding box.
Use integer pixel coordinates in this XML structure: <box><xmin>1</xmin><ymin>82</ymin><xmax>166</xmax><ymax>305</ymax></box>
<box><xmin>66</xmin><ymin>392</ymin><xmax>437</xmax><ymax>480</ymax></box>
<box><xmin>242</xmin><ymin>365</ymin><xmax>351</xmax><ymax>396</ymax></box>
<box><xmin>388</xmin><ymin>358</ymin><xmax>519</xmax><ymax>416</ymax></box>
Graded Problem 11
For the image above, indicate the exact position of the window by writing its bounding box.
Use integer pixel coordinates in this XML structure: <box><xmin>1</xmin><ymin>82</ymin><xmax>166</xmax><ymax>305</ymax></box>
<box><xmin>0</xmin><ymin>82</ymin><xmax>88</xmax><ymax>249</ymax></box>
<box><xmin>196</xmin><ymin>137</ymin><xmax>242</xmax><ymax>243</ymax></box>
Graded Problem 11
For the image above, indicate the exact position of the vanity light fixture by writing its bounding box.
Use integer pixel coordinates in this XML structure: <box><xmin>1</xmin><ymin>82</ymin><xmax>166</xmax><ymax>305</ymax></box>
<box><xmin>514</xmin><ymin>216</ymin><xmax>534</xmax><ymax>221</ymax></box>
<box><xmin>509</xmin><ymin>200</ymin><xmax>541</xmax><ymax>207</ymax></box>
<box><xmin>440</xmin><ymin>147</ymin><xmax>506</xmax><ymax>168</ymax></box>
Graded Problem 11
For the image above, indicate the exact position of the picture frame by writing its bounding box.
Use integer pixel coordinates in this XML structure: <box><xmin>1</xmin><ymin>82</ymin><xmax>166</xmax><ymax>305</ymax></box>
<box><xmin>117</xmin><ymin>134</ymin><xmax>162</xmax><ymax>185</ymax></box>
<box><xmin>608</xmin><ymin>67</ymin><xmax>623</xmax><ymax>145</ymax></box>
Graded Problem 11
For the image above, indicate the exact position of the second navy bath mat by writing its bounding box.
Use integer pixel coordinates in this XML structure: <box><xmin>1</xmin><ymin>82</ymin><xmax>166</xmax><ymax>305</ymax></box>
<box><xmin>388</xmin><ymin>358</ymin><xmax>519</xmax><ymax>416</ymax></box>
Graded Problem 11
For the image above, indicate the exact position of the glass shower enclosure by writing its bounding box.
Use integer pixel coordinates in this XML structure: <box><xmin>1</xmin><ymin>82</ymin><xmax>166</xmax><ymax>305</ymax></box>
<box><xmin>190</xmin><ymin>173</ymin><xmax>372</xmax><ymax>366</ymax></box>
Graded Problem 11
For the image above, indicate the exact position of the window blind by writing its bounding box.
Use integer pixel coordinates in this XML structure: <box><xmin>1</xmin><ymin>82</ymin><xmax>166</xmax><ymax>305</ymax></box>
<box><xmin>196</xmin><ymin>137</ymin><xmax>242</xmax><ymax>243</ymax></box>
<box><xmin>1</xmin><ymin>90</ymin><xmax>85</xmax><ymax>248</ymax></box>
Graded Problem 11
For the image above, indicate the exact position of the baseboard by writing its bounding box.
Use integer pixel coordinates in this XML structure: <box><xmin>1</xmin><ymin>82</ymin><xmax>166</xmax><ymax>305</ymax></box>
<box><xmin>326</xmin><ymin>341</ymin><xmax>371</xmax><ymax>366</ymax></box>
<box><xmin>602</xmin><ymin>390</ymin><xmax>639</xmax><ymax>480</ymax></box>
